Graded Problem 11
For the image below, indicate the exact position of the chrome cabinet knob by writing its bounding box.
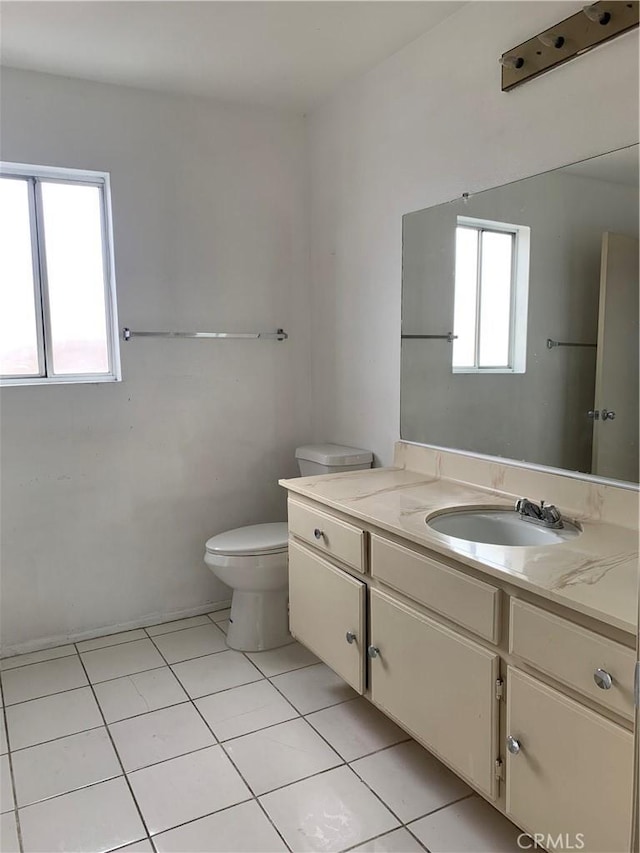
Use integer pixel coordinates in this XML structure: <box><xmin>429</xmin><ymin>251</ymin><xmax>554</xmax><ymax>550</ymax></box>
<box><xmin>506</xmin><ymin>735</ymin><xmax>521</xmax><ymax>755</ymax></box>
<box><xmin>313</xmin><ymin>528</ymin><xmax>324</xmax><ymax>540</ymax></box>
<box><xmin>601</xmin><ymin>409</ymin><xmax>616</xmax><ymax>421</ymax></box>
<box><xmin>593</xmin><ymin>668</ymin><xmax>613</xmax><ymax>690</ymax></box>
<box><xmin>587</xmin><ymin>410</ymin><xmax>600</xmax><ymax>420</ymax></box>
<box><xmin>367</xmin><ymin>645</ymin><xmax>380</xmax><ymax>659</ymax></box>
<box><xmin>345</xmin><ymin>631</ymin><xmax>357</xmax><ymax>645</ymax></box>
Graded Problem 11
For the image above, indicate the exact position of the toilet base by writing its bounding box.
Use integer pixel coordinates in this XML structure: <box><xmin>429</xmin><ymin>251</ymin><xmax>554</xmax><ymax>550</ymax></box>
<box><xmin>226</xmin><ymin>589</ymin><xmax>292</xmax><ymax>652</ymax></box>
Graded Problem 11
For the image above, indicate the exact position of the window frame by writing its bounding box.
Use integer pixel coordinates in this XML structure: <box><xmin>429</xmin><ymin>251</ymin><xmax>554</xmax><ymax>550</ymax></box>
<box><xmin>0</xmin><ymin>162</ymin><xmax>121</xmax><ymax>387</ymax></box>
<box><xmin>452</xmin><ymin>215</ymin><xmax>530</xmax><ymax>375</ymax></box>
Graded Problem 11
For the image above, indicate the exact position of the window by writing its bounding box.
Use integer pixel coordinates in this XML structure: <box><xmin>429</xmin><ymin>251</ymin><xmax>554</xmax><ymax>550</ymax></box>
<box><xmin>0</xmin><ymin>163</ymin><xmax>120</xmax><ymax>385</ymax></box>
<box><xmin>452</xmin><ymin>216</ymin><xmax>529</xmax><ymax>374</ymax></box>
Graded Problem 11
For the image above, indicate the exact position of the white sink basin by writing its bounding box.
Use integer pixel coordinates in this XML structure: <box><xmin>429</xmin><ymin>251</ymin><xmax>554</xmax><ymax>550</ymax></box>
<box><xmin>427</xmin><ymin>509</ymin><xmax>581</xmax><ymax>547</ymax></box>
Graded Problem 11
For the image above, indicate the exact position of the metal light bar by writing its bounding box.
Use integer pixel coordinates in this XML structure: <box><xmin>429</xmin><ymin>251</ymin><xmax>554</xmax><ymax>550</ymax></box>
<box><xmin>402</xmin><ymin>333</ymin><xmax>458</xmax><ymax>342</ymax></box>
<box><xmin>500</xmin><ymin>1</ymin><xmax>639</xmax><ymax>92</ymax></box>
<box><xmin>122</xmin><ymin>328</ymin><xmax>288</xmax><ymax>341</ymax></box>
<box><xmin>546</xmin><ymin>338</ymin><xmax>596</xmax><ymax>349</ymax></box>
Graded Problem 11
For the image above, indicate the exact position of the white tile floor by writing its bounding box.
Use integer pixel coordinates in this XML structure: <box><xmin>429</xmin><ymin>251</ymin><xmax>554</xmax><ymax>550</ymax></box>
<box><xmin>0</xmin><ymin>612</ymin><xmax>523</xmax><ymax>853</ymax></box>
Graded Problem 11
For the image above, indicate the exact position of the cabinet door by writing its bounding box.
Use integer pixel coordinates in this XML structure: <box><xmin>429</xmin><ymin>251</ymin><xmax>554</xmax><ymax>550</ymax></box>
<box><xmin>506</xmin><ymin>666</ymin><xmax>633</xmax><ymax>853</ymax></box>
<box><xmin>369</xmin><ymin>588</ymin><xmax>500</xmax><ymax>798</ymax></box>
<box><xmin>288</xmin><ymin>540</ymin><xmax>366</xmax><ymax>693</ymax></box>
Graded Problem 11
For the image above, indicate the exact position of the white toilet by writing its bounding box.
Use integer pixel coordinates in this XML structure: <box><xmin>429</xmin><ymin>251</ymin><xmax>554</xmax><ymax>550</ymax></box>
<box><xmin>204</xmin><ymin>443</ymin><xmax>372</xmax><ymax>652</ymax></box>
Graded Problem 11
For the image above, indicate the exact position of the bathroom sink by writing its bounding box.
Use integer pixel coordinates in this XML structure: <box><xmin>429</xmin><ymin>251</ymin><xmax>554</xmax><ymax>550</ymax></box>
<box><xmin>426</xmin><ymin>509</ymin><xmax>581</xmax><ymax>547</ymax></box>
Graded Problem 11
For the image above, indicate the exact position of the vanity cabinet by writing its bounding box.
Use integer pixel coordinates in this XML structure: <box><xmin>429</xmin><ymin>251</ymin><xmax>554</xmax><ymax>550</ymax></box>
<box><xmin>505</xmin><ymin>666</ymin><xmax>634</xmax><ymax>853</ymax></box>
<box><xmin>288</xmin><ymin>539</ymin><xmax>366</xmax><ymax>692</ymax></box>
<box><xmin>369</xmin><ymin>588</ymin><xmax>500</xmax><ymax>799</ymax></box>
<box><xmin>284</xmin><ymin>494</ymin><xmax>636</xmax><ymax>853</ymax></box>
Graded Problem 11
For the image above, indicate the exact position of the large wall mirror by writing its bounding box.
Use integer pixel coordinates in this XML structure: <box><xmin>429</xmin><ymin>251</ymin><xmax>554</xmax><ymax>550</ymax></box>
<box><xmin>401</xmin><ymin>144</ymin><xmax>639</xmax><ymax>485</ymax></box>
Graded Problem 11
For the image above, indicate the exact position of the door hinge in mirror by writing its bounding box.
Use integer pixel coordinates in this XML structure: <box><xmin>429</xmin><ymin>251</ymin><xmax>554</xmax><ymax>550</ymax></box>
<box><xmin>495</xmin><ymin>678</ymin><xmax>504</xmax><ymax>701</ymax></box>
<box><xmin>495</xmin><ymin>758</ymin><xmax>504</xmax><ymax>781</ymax></box>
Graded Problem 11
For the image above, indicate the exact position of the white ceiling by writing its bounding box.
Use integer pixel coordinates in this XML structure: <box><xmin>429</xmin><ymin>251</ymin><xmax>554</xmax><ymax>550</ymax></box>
<box><xmin>0</xmin><ymin>1</ymin><xmax>464</xmax><ymax>111</ymax></box>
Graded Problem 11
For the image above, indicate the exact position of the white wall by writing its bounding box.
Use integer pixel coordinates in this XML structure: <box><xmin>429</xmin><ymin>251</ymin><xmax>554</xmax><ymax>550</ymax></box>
<box><xmin>307</xmin><ymin>1</ymin><xmax>639</xmax><ymax>467</ymax></box>
<box><xmin>0</xmin><ymin>69</ymin><xmax>311</xmax><ymax>652</ymax></box>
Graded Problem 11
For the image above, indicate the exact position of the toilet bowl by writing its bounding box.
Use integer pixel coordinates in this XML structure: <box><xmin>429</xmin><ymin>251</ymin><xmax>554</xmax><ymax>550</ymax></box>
<box><xmin>205</xmin><ymin>523</ymin><xmax>290</xmax><ymax>652</ymax></box>
<box><xmin>204</xmin><ymin>444</ymin><xmax>373</xmax><ymax>652</ymax></box>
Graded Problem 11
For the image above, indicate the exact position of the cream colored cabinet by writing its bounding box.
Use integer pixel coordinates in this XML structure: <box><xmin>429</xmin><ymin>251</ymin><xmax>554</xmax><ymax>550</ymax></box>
<box><xmin>285</xmin><ymin>495</ymin><xmax>635</xmax><ymax>849</ymax></box>
<box><xmin>506</xmin><ymin>666</ymin><xmax>634</xmax><ymax>853</ymax></box>
<box><xmin>368</xmin><ymin>588</ymin><xmax>500</xmax><ymax>799</ymax></box>
<box><xmin>288</xmin><ymin>539</ymin><xmax>366</xmax><ymax>692</ymax></box>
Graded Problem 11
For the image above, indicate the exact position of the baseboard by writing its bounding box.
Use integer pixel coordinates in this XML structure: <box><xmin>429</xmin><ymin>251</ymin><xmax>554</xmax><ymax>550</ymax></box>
<box><xmin>0</xmin><ymin>599</ymin><xmax>233</xmax><ymax>659</ymax></box>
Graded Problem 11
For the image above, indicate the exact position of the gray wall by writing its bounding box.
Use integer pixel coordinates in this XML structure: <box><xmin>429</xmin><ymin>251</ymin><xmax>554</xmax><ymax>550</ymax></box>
<box><xmin>401</xmin><ymin>169</ymin><xmax>639</xmax><ymax>473</ymax></box>
<box><xmin>0</xmin><ymin>69</ymin><xmax>311</xmax><ymax>652</ymax></box>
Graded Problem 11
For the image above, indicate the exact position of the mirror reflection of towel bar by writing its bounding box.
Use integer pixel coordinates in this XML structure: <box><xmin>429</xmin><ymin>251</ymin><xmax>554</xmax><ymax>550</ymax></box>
<box><xmin>122</xmin><ymin>328</ymin><xmax>288</xmax><ymax>341</ymax></box>
<box><xmin>402</xmin><ymin>333</ymin><xmax>458</xmax><ymax>342</ymax></box>
<box><xmin>546</xmin><ymin>338</ymin><xmax>596</xmax><ymax>349</ymax></box>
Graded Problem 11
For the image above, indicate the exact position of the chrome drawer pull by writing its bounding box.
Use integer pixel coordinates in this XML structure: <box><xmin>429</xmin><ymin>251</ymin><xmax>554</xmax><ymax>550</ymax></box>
<box><xmin>345</xmin><ymin>631</ymin><xmax>357</xmax><ymax>644</ymax></box>
<box><xmin>367</xmin><ymin>645</ymin><xmax>380</xmax><ymax>659</ymax></box>
<box><xmin>313</xmin><ymin>528</ymin><xmax>324</xmax><ymax>540</ymax></box>
<box><xmin>506</xmin><ymin>735</ymin><xmax>521</xmax><ymax>755</ymax></box>
<box><xmin>593</xmin><ymin>668</ymin><xmax>613</xmax><ymax>690</ymax></box>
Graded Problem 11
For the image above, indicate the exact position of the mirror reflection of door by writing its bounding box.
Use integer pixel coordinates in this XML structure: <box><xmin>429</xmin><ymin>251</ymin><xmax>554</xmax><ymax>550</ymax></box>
<box><xmin>591</xmin><ymin>232</ymin><xmax>639</xmax><ymax>481</ymax></box>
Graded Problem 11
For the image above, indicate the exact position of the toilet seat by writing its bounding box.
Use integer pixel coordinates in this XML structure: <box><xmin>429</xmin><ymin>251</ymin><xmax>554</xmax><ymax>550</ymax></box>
<box><xmin>205</xmin><ymin>522</ymin><xmax>288</xmax><ymax>557</ymax></box>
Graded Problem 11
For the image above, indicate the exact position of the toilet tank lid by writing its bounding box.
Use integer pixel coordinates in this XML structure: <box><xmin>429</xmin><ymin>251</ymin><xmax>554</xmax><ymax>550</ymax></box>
<box><xmin>295</xmin><ymin>443</ymin><xmax>372</xmax><ymax>466</ymax></box>
<box><xmin>205</xmin><ymin>523</ymin><xmax>288</xmax><ymax>556</ymax></box>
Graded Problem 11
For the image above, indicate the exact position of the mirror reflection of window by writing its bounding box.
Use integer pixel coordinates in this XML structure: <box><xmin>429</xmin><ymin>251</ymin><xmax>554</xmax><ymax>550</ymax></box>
<box><xmin>452</xmin><ymin>216</ymin><xmax>530</xmax><ymax>374</ymax></box>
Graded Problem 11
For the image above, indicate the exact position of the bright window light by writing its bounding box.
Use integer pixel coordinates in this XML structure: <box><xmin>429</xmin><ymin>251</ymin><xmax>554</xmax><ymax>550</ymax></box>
<box><xmin>0</xmin><ymin>164</ymin><xmax>120</xmax><ymax>386</ymax></box>
<box><xmin>452</xmin><ymin>217</ymin><xmax>529</xmax><ymax>374</ymax></box>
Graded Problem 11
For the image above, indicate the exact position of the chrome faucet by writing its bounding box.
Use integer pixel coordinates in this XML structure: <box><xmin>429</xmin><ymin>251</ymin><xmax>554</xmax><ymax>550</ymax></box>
<box><xmin>515</xmin><ymin>498</ymin><xmax>564</xmax><ymax>529</ymax></box>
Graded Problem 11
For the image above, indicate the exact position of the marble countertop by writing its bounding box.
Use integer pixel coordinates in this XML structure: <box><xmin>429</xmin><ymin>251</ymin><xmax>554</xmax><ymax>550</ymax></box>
<box><xmin>279</xmin><ymin>467</ymin><xmax>638</xmax><ymax>636</ymax></box>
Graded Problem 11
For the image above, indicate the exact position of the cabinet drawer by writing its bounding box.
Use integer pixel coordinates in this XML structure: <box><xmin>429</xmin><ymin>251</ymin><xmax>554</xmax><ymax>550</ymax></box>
<box><xmin>371</xmin><ymin>535</ymin><xmax>500</xmax><ymax>643</ymax></box>
<box><xmin>506</xmin><ymin>667</ymin><xmax>633</xmax><ymax>853</ymax></box>
<box><xmin>288</xmin><ymin>540</ymin><xmax>366</xmax><ymax>693</ymax></box>
<box><xmin>288</xmin><ymin>498</ymin><xmax>366</xmax><ymax>573</ymax></box>
<box><xmin>509</xmin><ymin>599</ymin><xmax>635</xmax><ymax>720</ymax></box>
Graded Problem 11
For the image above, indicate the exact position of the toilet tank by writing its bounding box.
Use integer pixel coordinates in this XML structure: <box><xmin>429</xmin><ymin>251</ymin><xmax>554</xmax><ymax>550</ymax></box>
<box><xmin>295</xmin><ymin>443</ymin><xmax>373</xmax><ymax>476</ymax></box>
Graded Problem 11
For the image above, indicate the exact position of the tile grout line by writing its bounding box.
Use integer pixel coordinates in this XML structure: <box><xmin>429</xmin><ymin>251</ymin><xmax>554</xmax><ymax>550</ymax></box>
<box><xmin>5</xmin><ymin>679</ymin><xmax>475</xmax><ymax>847</ymax></box>
<box><xmin>9</xmin><ymin>722</ymin><xmax>106</xmax><ymax>756</ymax></box>
<box><xmin>346</xmin><ymin>747</ymin><xmax>460</xmax><ymax>832</ymax></box>
<box><xmin>142</xmin><ymin>631</ymin><xmax>295</xmax><ymax>853</ymax></box>
<box><xmin>401</xmin><ymin>792</ymin><xmax>477</xmax><ymax>851</ymax></box>
<box><xmin>0</xmin><ymin>648</ymin><xmax>78</xmax><ymax>674</ymax></box>
<box><xmin>3</xmin><ymin>628</ymin><xmax>323</xmax><ymax>707</ymax></box>
<box><xmin>1</xmin><ymin>680</ymin><xmax>25</xmax><ymax>853</ymax></box>
<box><xmin>9</xmin><ymin>670</ymin><xmax>390</xmax><ymax>803</ymax></box>
<box><xmin>342</xmin><ymin>826</ymin><xmax>428</xmax><ymax>853</ymax></box>
<box><xmin>141</xmin><ymin>629</ymin><xmax>425</xmax><ymax>846</ymax></box>
<box><xmin>4</xmin><ymin>659</ymin><xmax>340</xmax><ymax>747</ymax></box>
<box><xmin>72</xmin><ymin>646</ymin><xmax>156</xmax><ymax>850</ymax></box>
<box><xmin>264</xmin><ymin>675</ymin><xmax>473</xmax><ymax>843</ymax></box>
<box><xmin>0</xmin><ymin>610</ymin><xmax>231</xmax><ymax>670</ymax></box>
<box><xmin>4</xmin><ymin>626</ymin><xmax>479</xmax><ymax>852</ymax></box>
